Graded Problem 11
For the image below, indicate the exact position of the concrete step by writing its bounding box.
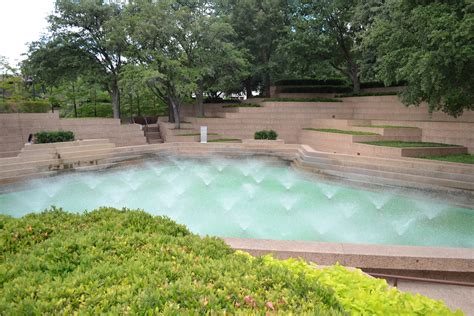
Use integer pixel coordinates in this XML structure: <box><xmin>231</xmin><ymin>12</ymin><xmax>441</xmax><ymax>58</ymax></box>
<box><xmin>297</xmin><ymin>150</ymin><xmax>474</xmax><ymax>184</ymax></box>
<box><xmin>295</xmin><ymin>156</ymin><xmax>474</xmax><ymax>191</ymax></box>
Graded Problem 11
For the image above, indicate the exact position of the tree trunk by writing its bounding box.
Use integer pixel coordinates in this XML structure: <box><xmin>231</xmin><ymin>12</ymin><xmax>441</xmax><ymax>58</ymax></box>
<box><xmin>263</xmin><ymin>72</ymin><xmax>271</xmax><ymax>98</ymax></box>
<box><xmin>72</xmin><ymin>83</ymin><xmax>77</xmax><ymax>118</ymax></box>
<box><xmin>110</xmin><ymin>79</ymin><xmax>121</xmax><ymax>119</ymax></box>
<box><xmin>93</xmin><ymin>90</ymin><xmax>97</xmax><ymax>117</ymax></box>
<box><xmin>352</xmin><ymin>76</ymin><xmax>360</xmax><ymax>94</ymax></box>
<box><xmin>244</xmin><ymin>78</ymin><xmax>253</xmax><ymax>99</ymax></box>
<box><xmin>137</xmin><ymin>93</ymin><xmax>141</xmax><ymax>117</ymax></box>
<box><xmin>129</xmin><ymin>94</ymin><xmax>133</xmax><ymax>122</ymax></box>
<box><xmin>196</xmin><ymin>90</ymin><xmax>204</xmax><ymax>117</ymax></box>
<box><xmin>170</xmin><ymin>99</ymin><xmax>180</xmax><ymax>129</ymax></box>
<box><xmin>168</xmin><ymin>103</ymin><xmax>175</xmax><ymax>123</ymax></box>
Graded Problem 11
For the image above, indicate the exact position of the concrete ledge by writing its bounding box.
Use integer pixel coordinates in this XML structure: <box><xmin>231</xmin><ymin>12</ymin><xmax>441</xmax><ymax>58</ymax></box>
<box><xmin>224</xmin><ymin>237</ymin><xmax>474</xmax><ymax>274</ymax></box>
<box><xmin>242</xmin><ymin>139</ymin><xmax>285</xmax><ymax>145</ymax></box>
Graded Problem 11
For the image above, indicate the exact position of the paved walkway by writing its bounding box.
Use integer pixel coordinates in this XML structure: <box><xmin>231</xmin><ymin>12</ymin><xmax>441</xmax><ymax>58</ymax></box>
<box><xmin>394</xmin><ymin>280</ymin><xmax>473</xmax><ymax>315</ymax></box>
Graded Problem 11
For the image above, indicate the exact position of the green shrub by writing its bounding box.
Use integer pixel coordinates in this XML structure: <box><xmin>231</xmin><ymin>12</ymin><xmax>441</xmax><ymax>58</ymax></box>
<box><xmin>34</xmin><ymin>131</ymin><xmax>75</xmax><ymax>144</ymax></box>
<box><xmin>0</xmin><ymin>208</ymin><xmax>342</xmax><ymax>314</ymax></box>
<box><xmin>254</xmin><ymin>130</ymin><xmax>278</xmax><ymax>140</ymax></box>
<box><xmin>275</xmin><ymin>79</ymin><xmax>347</xmax><ymax>86</ymax></box>
<box><xmin>257</xmin><ymin>255</ymin><xmax>462</xmax><ymax>316</ymax></box>
<box><xmin>0</xmin><ymin>208</ymin><xmax>460</xmax><ymax>315</ymax></box>
<box><xmin>264</xmin><ymin>97</ymin><xmax>342</xmax><ymax>102</ymax></box>
<box><xmin>336</xmin><ymin>91</ymin><xmax>399</xmax><ymax>97</ymax></box>
<box><xmin>222</xmin><ymin>103</ymin><xmax>261</xmax><ymax>108</ymax></box>
<box><xmin>0</xmin><ymin>100</ymin><xmax>51</xmax><ymax>113</ymax></box>
<box><xmin>280</xmin><ymin>86</ymin><xmax>352</xmax><ymax>94</ymax></box>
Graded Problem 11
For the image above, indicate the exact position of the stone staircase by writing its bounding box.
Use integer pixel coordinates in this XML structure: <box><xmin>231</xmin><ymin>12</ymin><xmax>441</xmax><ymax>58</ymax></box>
<box><xmin>299</xmin><ymin>119</ymin><xmax>468</xmax><ymax>158</ymax></box>
<box><xmin>294</xmin><ymin>145</ymin><xmax>474</xmax><ymax>193</ymax></box>
<box><xmin>0</xmin><ymin>139</ymin><xmax>118</xmax><ymax>183</ymax></box>
<box><xmin>143</xmin><ymin>124</ymin><xmax>163</xmax><ymax>144</ymax></box>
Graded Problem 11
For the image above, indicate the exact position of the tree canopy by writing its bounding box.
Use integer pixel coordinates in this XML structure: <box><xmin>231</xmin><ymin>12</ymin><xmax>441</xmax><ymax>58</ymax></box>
<box><xmin>19</xmin><ymin>0</ymin><xmax>473</xmax><ymax>121</ymax></box>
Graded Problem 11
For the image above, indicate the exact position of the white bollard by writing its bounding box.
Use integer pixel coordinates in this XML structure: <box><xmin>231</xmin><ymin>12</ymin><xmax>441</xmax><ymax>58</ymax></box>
<box><xmin>200</xmin><ymin>126</ymin><xmax>208</xmax><ymax>144</ymax></box>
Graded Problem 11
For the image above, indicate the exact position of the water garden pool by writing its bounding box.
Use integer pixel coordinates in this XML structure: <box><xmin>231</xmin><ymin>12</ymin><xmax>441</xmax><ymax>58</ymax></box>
<box><xmin>1</xmin><ymin>157</ymin><xmax>473</xmax><ymax>248</ymax></box>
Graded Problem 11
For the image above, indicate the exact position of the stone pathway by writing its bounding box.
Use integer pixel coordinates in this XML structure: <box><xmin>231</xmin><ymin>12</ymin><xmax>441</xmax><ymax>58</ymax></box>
<box><xmin>394</xmin><ymin>280</ymin><xmax>474</xmax><ymax>315</ymax></box>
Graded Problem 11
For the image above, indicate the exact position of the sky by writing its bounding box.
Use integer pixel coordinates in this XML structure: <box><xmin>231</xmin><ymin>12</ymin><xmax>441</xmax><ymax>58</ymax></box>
<box><xmin>0</xmin><ymin>0</ymin><xmax>55</xmax><ymax>66</ymax></box>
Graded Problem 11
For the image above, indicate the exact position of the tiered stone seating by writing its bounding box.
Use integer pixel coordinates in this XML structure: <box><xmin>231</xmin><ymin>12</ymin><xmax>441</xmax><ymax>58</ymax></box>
<box><xmin>0</xmin><ymin>113</ymin><xmax>147</xmax><ymax>158</ymax></box>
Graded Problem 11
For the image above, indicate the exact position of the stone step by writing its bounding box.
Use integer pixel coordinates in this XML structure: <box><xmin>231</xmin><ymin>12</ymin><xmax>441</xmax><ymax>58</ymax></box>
<box><xmin>295</xmin><ymin>156</ymin><xmax>474</xmax><ymax>191</ymax></box>
<box><xmin>298</xmin><ymin>146</ymin><xmax>474</xmax><ymax>176</ymax></box>
<box><xmin>297</xmin><ymin>150</ymin><xmax>474</xmax><ymax>184</ymax></box>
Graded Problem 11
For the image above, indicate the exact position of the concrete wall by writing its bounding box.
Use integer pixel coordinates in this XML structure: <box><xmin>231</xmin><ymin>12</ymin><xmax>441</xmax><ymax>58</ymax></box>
<box><xmin>0</xmin><ymin>113</ymin><xmax>147</xmax><ymax>157</ymax></box>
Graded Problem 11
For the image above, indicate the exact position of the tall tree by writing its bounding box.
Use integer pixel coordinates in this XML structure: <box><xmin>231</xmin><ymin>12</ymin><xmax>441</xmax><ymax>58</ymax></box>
<box><xmin>363</xmin><ymin>0</ymin><xmax>474</xmax><ymax>117</ymax></box>
<box><xmin>49</xmin><ymin>0</ymin><xmax>128</xmax><ymax>118</ymax></box>
<box><xmin>220</xmin><ymin>0</ymin><xmax>294</xmax><ymax>97</ymax></box>
<box><xmin>126</xmin><ymin>0</ymin><xmax>246</xmax><ymax>127</ymax></box>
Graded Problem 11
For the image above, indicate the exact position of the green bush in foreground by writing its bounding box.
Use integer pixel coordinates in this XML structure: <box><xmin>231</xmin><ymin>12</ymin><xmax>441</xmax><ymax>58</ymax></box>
<box><xmin>34</xmin><ymin>131</ymin><xmax>75</xmax><ymax>144</ymax></box>
<box><xmin>0</xmin><ymin>209</ymin><xmax>461</xmax><ymax>315</ymax></box>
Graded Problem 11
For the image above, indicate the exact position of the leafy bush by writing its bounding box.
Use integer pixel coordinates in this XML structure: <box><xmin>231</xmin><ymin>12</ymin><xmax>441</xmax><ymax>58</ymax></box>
<box><xmin>0</xmin><ymin>100</ymin><xmax>51</xmax><ymax>113</ymax></box>
<box><xmin>254</xmin><ymin>130</ymin><xmax>278</xmax><ymax>140</ymax></box>
<box><xmin>34</xmin><ymin>131</ymin><xmax>75</xmax><ymax>144</ymax></box>
<box><xmin>280</xmin><ymin>86</ymin><xmax>352</xmax><ymax>94</ymax></box>
<box><xmin>257</xmin><ymin>255</ymin><xmax>462</xmax><ymax>316</ymax></box>
<box><xmin>360</xmin><ymin>81</ymin><xmax>407</xmax><ymax>89</ymax></box>
<box><xmin>275</xmin><ymin>79</ymin><xmax>347</xmax><ymax>86</ymax></box>
<box><xmin>0</xmin><ymin>208</ymin><xmax>342</xmax><ymax>314</ymax></box>
<box><xmin>336</xmin><ymin>91</ymin><xmax>399</xmax><ymax>97</ymax></box>
<box><xmin>0</xmin><ymin>208</ymin><xmax>460</xmax><ymax>315</ymax></box>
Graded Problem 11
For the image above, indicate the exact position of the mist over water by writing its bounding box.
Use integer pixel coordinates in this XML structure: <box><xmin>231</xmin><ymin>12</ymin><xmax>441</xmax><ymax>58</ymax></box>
<box><xmin>1</xmin><ymin>157</ymin><xmax>473</xmax><ymax>248</ymax></box>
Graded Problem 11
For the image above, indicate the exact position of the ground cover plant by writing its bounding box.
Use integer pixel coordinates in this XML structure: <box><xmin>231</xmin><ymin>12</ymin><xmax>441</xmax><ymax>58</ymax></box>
<box><xmin>254</xmin><ymin>130</ymin><xmax>278</xmax><ymax>140</ymax></box>
<box><xmin>264</xmin><ymin>97</ymin><xmax>342</xmax><ymax>102</ymax></box>
<box><xmin>34</xmin><ymin>131</ymin><xmax>75</xmax><ymax>144</ymax></box>
<box><xmin>0</xmin><ymin>208</ymin><xmax>343</xmax><ymax>315</ymax></box>
<box><xmin>0</xmin><ymin>208</ymin><xmax>460</xmax><ymax>315</ymax></box>
<box><xmin>355</xmin><ymin>125</ymin><xmax>416</xmax><ymax>129</ymax></box>
<box><xmin>361</xmin><ymin>141</ymin><xmax>460</xmax><ymax>148</ymax></box>
<box><xmin>208</xmin><ymin>138</ymin><xmax>241</xmax><ymax>143</ymax></box>
<box><xmin>304</xmin><ymin>128</ymin><xmax>379</xmax><ymax>136</ymax></box>
<box><xmin>420</xmin><ymin>154</ymin><xmax>474</xmax><ymax>164</ymax></box>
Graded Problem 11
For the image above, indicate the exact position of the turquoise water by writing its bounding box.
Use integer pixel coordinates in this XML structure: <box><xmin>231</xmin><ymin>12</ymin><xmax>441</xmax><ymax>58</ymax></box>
<box><xmin>1</xmin><ymin>158</ymin><xmax>473</xmax><ymax>248</ymax></box>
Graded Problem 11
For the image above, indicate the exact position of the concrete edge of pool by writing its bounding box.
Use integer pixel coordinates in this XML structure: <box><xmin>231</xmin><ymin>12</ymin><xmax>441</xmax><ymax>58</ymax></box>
<box><xmin>224</xmin><ymin>237</ymin><xmax>474</xmax><ymax>282</ymax></box>
<box><xmin>1</xmin><ymin>141</ymin><xmax>473</xmax><ymax>280</ymax></box>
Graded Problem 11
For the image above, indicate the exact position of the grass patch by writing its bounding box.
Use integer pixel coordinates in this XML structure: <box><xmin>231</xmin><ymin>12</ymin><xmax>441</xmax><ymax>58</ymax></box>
<box><xmin>222</xmin><ymin>103</ymin><xmax>261</xmax><ymax>108</ymax></box>
<box><xmin>208</xmin><ymin>138</ymin><xmax>241</xmax><ymax>143</ymax></box>
<box><xmin>303</xmin><ymin>128</ymin><xmax>379</xmax><ymax>136</ymax></box>
<box><xmin>361</xmin><ymin>141</ymin><xmax>460</xmax><ymax>148</ymax></box>
<box><xmin>336</xmin><ymin>92</ymin><xmax>399</xmax><ymax>97</ymax></box>
<box><xmin>420</xmin><ymin>154</ymin><xmax>474</xmax><ymax>164</ymax></box>
<box><xmin>356</xmin><ymin>125</ymin><xmax>417</xmax><ymax>129</ymax></box>
<box><xmin>0</xmin><ymin>208</ymin><xmax>459</xmax><ymax>315</ymax></box>
<box><xmin>176</xmin><ymin>133</ymin><xmax>218</xmax><ymax>136</ymax></box>
<box><xmin>264</xmin><ymin>97</ymin><xmax>342</xmax><ymax>103</ymax></box>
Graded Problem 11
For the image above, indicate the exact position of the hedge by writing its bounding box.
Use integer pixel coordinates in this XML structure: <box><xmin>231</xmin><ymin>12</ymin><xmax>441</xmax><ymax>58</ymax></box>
<box><xmin>0</xmin><ymin>100</ymin><xmax>51</xmax><ymax>113</ymax></box>
<box><xmin>280</xmin><ymin>86</ymin><xmax>352</xmax><ymax>94</ymax></box>
<box><xmin>254</xmin><ymin>130</ymin><xmax>278</xmax><ymax>140</ymax></box>
<box><xmin>0</xmin><ymin>208</ymin><xmax>342</xmax><ymax>315</ymax></box>
<box><xmin>275</xmin><ymin>79</ymin><xmax>347</xmax><ymax>86</ymax></box>
<box><xmin>34</xmin><ymin>131</ymin><xmax>75</xmax><ymax>144</ymax></box>
<box><xmin>0</xmin><ymin>208</ymin><xmax>460</xmax><ymax>315</ymax></box>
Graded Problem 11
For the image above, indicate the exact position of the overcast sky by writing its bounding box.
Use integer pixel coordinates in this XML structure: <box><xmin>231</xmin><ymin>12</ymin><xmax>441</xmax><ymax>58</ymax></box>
<box><xmin>0</xmin><ymin>0</ymin><xmax>55</xmax><ymax>66</ymax></box>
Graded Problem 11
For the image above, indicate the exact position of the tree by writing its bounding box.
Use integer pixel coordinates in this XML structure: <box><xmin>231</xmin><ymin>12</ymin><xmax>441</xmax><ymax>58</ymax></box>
<box><xmin>48</xmin><ymin>0</ymin><xmax>128</xmax><ymax>118</ymax></box>
<box><xmin>220</xmin><ymin>0</ymin><xmax>295</xmax><ymax>97</ymax></box>
<box><xmin>126</xmin><ymin>0</ymin><xmax>246</xmax><ymax>127</ymax></box>
<box><xmin>363</xmin><ymin>0</ymin><xmax>474</xmax><ymax>117</ymax></box>
<box><xmin>292</xmin><ymin>0</ymin><xmax>375</xmax><ymax>93</ymax></box>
